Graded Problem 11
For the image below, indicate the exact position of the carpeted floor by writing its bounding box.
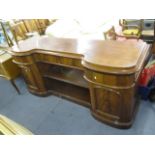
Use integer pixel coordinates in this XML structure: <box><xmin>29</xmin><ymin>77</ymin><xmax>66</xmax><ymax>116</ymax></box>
<box><xmin>0</xmin><ymin>77</ymin><xmax>155</xmax><ymax>135</ymax></box>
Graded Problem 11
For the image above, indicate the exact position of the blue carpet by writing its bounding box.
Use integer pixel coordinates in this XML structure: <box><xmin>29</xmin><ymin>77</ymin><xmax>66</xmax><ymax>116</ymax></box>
<box><xmin>0</xmin><ymin>77</ymin><xmax>155</xmax><ymax>135</ymax></box>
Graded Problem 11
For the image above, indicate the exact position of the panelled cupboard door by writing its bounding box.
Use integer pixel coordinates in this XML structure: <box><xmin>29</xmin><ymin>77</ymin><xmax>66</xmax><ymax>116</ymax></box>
<box><xmin>20</xmin><ymin>65</ymin><xmax>38</xmax><ymax>90</ymax></box>
<box><xmin>90</xmin><ymin>83</ymin><xmax>121</xmax><ymax>120</ymax></box>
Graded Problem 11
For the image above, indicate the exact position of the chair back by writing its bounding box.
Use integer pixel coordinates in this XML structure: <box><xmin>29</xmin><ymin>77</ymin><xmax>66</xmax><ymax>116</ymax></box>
<box><xmin>103</xmin><ymin>26</ymin><xmax>116</xmax><ymax>40</ymax></box>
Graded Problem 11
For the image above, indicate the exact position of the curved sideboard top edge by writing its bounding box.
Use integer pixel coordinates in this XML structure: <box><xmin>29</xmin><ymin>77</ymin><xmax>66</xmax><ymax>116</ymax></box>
<box><xmin>9</xmin><ymin>35</ymin><xmax>151</xmax><ymax>74</ymax></box>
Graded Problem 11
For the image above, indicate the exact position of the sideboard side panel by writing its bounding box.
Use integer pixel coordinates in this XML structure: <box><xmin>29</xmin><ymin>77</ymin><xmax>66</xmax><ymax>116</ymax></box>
<box><xmin>13</xmin><ymin>55</ymin><xmax>47</xmax><ymax>96</ymax></box>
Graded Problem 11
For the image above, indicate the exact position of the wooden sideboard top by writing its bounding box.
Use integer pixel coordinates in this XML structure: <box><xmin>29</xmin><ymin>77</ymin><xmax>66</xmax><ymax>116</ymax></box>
<box><xmin>10</xmin><ymin>35</ymin><xmax>151</xmax><ymax>73</ymax></box>
<box><xmin>83</xmin><ymin>40</ymin><xmax>150</xmax><ymax>73</ymax></box>
<box><xmin>11</xmin><ymin>36</ymin><xmax>86</xmax><ymax>58</ymax></box>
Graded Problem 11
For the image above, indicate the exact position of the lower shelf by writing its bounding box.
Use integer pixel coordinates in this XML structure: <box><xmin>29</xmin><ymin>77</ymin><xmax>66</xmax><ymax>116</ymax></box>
<box><xmin>44</xmin><ymin>77</ymin><xmax>91</xmax><ymax>107</ymax></box>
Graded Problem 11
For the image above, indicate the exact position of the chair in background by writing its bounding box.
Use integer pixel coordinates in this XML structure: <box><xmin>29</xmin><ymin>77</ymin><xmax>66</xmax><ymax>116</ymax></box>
<box><xmin>11</xmin><ymin>21</ymin><xmax>28</xmax><ymax>42</ymax></box>
<box><xmin>10</xmin><ymin>19</ymin><xmax>51</xmax><ymax>42</ymax></box>
<box><xmin>103</xmin><ymin>26</ymin><xmax>140</xmax><ymax>41</ymax></box>
<box><xmin>103</xmin><ymin>26</ymin><xmax>117</xmax><ymax>40</ymax></box>
<box><xmin>119</xmin><ymin>19</ymin><xmax>142</xmax><ymax>39</ymax></box>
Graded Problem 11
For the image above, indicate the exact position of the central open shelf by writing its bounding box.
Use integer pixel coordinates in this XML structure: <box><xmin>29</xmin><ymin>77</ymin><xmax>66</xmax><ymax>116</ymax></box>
<box><xmin>37</xmin><ymin>62</ymin><xmax>91</xmax><ymax>107</ymax></box>
<box><xmin>38</xmin><ymin>62</ymin><xmax>88</xmax><ymax>88</ymax></box>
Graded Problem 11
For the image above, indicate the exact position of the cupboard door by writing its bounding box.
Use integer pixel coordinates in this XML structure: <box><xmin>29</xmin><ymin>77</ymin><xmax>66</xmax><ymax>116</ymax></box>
<box><xmin>20</xmin><ymin>65</ymin><xmax>38</xmax><ymax>90</ymax></box>
<box><xmin>90</xmin><ymin>84</ymin><xmax>121</xmax><ymax>119</ymax></box>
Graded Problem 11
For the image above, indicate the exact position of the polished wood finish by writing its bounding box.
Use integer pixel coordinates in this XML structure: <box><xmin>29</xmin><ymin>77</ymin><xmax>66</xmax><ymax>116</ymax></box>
<box><xmin>9</xmin><ymin>36</ymin><xmax>151</xmax><ymax>128</ymax></box>
<box><xmin>82</xmin><ymin>40</ymin><xmax>149</xmax><ymax>73</ymax></box>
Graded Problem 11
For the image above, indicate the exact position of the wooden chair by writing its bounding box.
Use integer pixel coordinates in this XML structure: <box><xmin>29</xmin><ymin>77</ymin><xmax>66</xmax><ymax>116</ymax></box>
<box><xmin>11</xmin><ymin>22</ymin><xmax>28</xmax><ymax>42</ymax></box>
<box><xmin>10</xmin><ymin>19</ymin><xmax>50</xmax><ymax>42</ymax></box>
<box><xmin>119</xmin><ymin>19</ymin><xmax>142</xmax><ymax>39</ymax></box>
<box><xmin>103</xmin><ymin>26</ymin><xmax>117</xmax><ymax>40</ymax></box>
<box><xmin>103</xmin><ymin>26</ymin><xmax>139</xmax><ymax>41</ymax></box>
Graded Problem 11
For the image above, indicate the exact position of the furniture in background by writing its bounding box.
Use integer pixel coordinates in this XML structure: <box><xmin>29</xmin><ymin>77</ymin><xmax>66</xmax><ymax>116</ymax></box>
<box><xmin>0</xmin><ymin>114</ymin><xmax>33</xmax><ymax>135</ymax></box>
<box><xmin>119</xmin><ymin>19</ymin><xmax>142</xmax><ymax>39</ymax></box>
<box><xmin>9</xmin><ymin>36</ymin><xmax>151</xmax><ymax>128</ymax></box>
<box><xmin>11</xmin><ymin>21</ymin><xmax>28</xmax><ymax>42</ymax></box>
<box><xmin>0</xmin><ymin>20</ymin><xmax>20</xmax><ymax>94</ymax></box>
<box><xmin>103</xmin><ymin>26</ymin><xmax>117</xmax><ymax>40</ymax></box>
<box><xmin>0</xmin><ymin>20</ymin><xmax>15</xmax><ymax>47</ymax></box>
<box><xmin>0</xmin><ymin>21</ymin><xmax>14</xmax><ymax>47</ymax></box>
<box><xmin>141</xmin><ymin>19</ymin><xmax>155</xmax><ymax>43</ymax></box>
<box><xmin>11</xmin><ymin>19</ymin><xmax>51</xmax><ymax>42</ymax></box>
<box><xmin>141</xmin><ymin>30</ymin><xmax>154</xmax><ymax>43</ymax></box>
<box><xmin>103</xmin><ymin>26</ymin><xmax>139</xmax><ymax>41</ymax></box>
<box><xmin>0</xmin><ymin>51</ymin><xmax>20</xmax><ymax>94</ymax></box>
<box><xmin>22</xmin><ymin>19</ymin><xmax>50</xmax><ymax>35</ymax></box>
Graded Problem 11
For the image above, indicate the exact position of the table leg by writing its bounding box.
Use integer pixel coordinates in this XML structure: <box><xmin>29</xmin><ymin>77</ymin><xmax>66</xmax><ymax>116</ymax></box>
<box><xmin>10</xmin><ymin>80</ymin><xmax>20</xmax><ymax>94</ymax></box>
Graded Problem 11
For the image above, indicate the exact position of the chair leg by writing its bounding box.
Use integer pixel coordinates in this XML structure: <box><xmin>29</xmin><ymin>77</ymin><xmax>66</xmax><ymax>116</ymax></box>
<box><xmin>10</xmin><ymin>80</ymin><xmax>20</xmax><ymax>94</ymax></box>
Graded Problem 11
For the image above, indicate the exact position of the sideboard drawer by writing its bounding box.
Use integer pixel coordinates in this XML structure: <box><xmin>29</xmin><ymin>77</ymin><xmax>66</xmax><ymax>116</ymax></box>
<box><xmin>84</xmin><ymin>68</ymin><xmax>135</xmax><ymax>88</ymax></box>
<box><xmin>35</xmin><ymin>53</ymin><xmax>83</xmax><ymax>69</ymax></box>
<box><xmin>38</xmin><ymin>54</ymin><xmax>58</xmax><ymax>64</ymax></box>
<box><xmin>58</xmin><ymin>57</ymin><xmax>82</xmax><ymax>68</ymax></box>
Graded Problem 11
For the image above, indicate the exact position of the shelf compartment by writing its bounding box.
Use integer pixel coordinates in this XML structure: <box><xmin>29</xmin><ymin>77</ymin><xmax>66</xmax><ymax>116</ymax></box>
<box><xmin>38</xmin><ymin>63</ymin><xmax>88</xmax><ymax>88</ymax></box>
<box><xmin>44</xmin><ymin>77</ymin><xmax>91</xmax><ymax>107</ymax></box>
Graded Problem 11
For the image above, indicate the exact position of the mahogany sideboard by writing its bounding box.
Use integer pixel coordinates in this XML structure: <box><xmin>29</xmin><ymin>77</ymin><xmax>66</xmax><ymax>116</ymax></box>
<box><xmin>9</xmin><ymin>36</ymin><xmax>151</xmax><ymax>128</ymax></box>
